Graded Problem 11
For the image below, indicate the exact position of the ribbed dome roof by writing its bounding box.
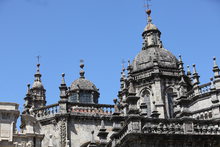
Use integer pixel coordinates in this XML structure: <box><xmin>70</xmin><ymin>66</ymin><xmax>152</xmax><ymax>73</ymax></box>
<box><xmin>70</xmin><ymin>78</ymin><xmax>98</xmax><ymax>91</ymax></box>
<box><xmin>132</xmin><ymin>47</ymin><xmax>178</xmax><ymax>72</ymax></box>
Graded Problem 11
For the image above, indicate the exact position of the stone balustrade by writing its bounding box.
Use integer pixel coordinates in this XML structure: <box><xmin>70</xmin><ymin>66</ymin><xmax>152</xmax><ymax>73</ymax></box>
<box><xmin>68</xmin><ymin>102</ymin><xmax>114</xmax><ymax>116</ymax></box>
<box><xmin>199</xmin><ymin>82</ymin><xmax>211</xmax><ymax>94</ymax></box>
<box><xmin>33</xmin><ymin>103</ymin><xmax>59</xmax><ymax>119</ymax></box>
<box><xmin>187</xmin><ymin>82</ymin><xmax>212</xmax><ymax>99</ymax></box>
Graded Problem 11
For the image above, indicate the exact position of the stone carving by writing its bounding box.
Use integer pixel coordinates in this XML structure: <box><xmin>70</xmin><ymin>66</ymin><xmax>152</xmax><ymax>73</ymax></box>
<box><xmin>60</xmin><ymin>117</ymin><xmax>67</xmax><ymax>147</ymax></box>
<box><xmin>26</xmin><ymin>140</ymin><xmax>33</xmax><ymax>147</ymax></box>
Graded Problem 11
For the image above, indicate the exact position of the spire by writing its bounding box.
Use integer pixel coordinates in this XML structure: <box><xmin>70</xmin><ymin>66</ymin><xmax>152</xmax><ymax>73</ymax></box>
<box><xmin>79</xmin><ymin>59</ymin><xmax>85</xmax><ymax>79</ymax></box>
<box><xmin>187</xmin><ymin>65</ymin><xmax>191</xmax><ymax>77</ymax></box>
<box><xmin>192</xmin><ymin>64</ymin><xmax>200</xmax><ymax>86</ymax></box>
<box><xmin>120</xmin><ymin>61</ymin><xmax>126</xmax><ymax>90</ymax></box>
<box><xmin>23</xmin><ymin>84</ymin><xmax>33</xmax><ymax>114</ymax></box>
<box><xmin>142</xmin><ymin>9</ymin><xmax>163</xmax><ymax>50</ymax></box>
<box><xmin>178</xmin><ymin>55</ymin><xmax>185</xmax><ymax>76</ymax></box>
<box><xmin>59</xmin><ymin>73</ymin><xmax>68</xmax><ymax>101</ymax></box>
<box><xmin>32</xmin><ymin>63</ymin><xmax>44</xmax><ymax>89</ymax></box>
<box><xmin>31</xmin><ymin>61</ymin><xmax>46</xmax><ymax>108</ymax></box>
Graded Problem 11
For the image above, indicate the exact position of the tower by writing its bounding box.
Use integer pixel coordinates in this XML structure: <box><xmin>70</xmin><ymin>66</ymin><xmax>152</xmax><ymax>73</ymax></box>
<box><xmin>31</xmin><ymin>63</ymin><xmax>46</xmax><ymax>108</ymax></box>
<box><xmin>23</xmin><ymin>63</ymin><xmax>46</xmax><ymax>113</ymax></box>
<box><xmin>119</xmin><ymin>9</ymin><xmax>192</xmax><ymax>118</ymax></box>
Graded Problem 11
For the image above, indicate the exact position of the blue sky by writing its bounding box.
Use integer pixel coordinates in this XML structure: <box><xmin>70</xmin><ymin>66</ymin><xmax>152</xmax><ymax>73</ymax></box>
<box><xmin>0</xmin><ymin>0</ymin><xmax>220</xmax><ymax>113</ymax></box>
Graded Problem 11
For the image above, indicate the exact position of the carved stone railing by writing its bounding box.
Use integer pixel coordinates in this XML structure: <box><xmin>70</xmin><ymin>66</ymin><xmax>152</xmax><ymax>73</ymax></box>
<box><xmin>187</xmin><ymin>82</ymin><xmax>211</xmax><ymax>99</ymax></box>
<box><xmin>112</xmin><ymin>117</ymin><xmax>220</xmax><ymax>145</ymax></box>
<box><xmin>33</xmin><ymin>103</ymin><xmax>59</xmax><ymax>119</ymax></box>
<box><xmin>199</xmin><ymin>82</ymin><xmax>211</xmax><ymax>94</ymax></box>
<box><xmin>68</xmin><ymin>102</ymin><xmax>114</xmax><ymax>116</ymax></box>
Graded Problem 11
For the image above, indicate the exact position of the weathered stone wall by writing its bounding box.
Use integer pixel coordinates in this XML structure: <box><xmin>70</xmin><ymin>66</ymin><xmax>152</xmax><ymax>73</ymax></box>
<box><xmin>41</xmin><ymin>122</ymin><xmax>61</xmax><ymax>147</ymax></box>
<box><xmin>69</xmin><ymin>117</ymin><xmax>113</xmax><ymax>147</ymax></box>
<box><xmin>188</xmin><ymin>96</ymin><xmax>212</xmax><ymax>112</ymax></box>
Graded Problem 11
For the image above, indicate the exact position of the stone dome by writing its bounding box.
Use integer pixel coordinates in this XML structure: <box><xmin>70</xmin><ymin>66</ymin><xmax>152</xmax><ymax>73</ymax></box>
<box><xmin>70</xmin><ymin>78</ymin><xmax>98</xmax><ymax>92</ymax></box>
<box><xmin>144</xmin><ymin>23</ymin><xmax>159</xmax><ymax>32</ymax></box>
<box><xmin>132</xmin><ymin>47</ymin><xmax>178</xmax><ymax>72</ymax></box>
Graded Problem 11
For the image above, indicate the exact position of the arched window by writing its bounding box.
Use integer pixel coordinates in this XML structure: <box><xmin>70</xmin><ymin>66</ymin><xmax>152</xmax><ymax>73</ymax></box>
<box><xmin>141</xmin><ymin>90</ymin><xmax>151</xmax><ymax>117</ymax></box>
<box><xmin>166</xmin><ymin>88</ymin><xmax>174</xmax><ymax>118</ymax></box>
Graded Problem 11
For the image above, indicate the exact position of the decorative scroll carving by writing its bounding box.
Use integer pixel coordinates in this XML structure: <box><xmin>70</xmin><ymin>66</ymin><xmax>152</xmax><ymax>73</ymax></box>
<box><xmin>60</xmin><ymin>117</ymin><xmax>67</xmax><ymax>147</ymax></box>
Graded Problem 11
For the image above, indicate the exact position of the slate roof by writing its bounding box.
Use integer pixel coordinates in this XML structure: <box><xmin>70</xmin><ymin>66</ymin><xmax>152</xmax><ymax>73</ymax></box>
<box><xmin>70</xmin><ymin>78</ymin><xmax>98</xmax><ymax>91</ymax></box>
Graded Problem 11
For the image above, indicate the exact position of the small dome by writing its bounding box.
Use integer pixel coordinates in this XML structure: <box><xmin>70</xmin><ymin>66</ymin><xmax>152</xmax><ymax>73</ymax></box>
<box><xmin>132</xmin><ymin>47</ymin><xmax>178</xmax><ymax>72</ymax></box>
<box><xmin>144</xmin><ymin>23</ymin><xmax>159</xmax><ymax>32</ymax></box>
<box><xmin>70</xmin><ymin>78</ymin><xmax>98</xmax><ymax>92</ymax></box>
<box><xmin>32</xmin><ymin>81</ymin><xmax>44</xmax><ymax>89</ymax></box>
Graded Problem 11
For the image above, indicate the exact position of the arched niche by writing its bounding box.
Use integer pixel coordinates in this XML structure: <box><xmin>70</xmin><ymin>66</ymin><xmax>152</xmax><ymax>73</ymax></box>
<box><xmin>165</xmin><ymin>87</ymin><xmax>177</xmax><ymax>118</ymax></box>
<box><xmin>140</xmin><ymin>89</ymin><xmax>151</xmax><ymax>117</ymax></box>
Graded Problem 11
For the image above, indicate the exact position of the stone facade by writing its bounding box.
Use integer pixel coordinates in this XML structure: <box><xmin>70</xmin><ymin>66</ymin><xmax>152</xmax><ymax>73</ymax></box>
<box><xmin>1</xmin><ymin>8</ymin><xmax>220</xmax><ymax>147</ymax></box>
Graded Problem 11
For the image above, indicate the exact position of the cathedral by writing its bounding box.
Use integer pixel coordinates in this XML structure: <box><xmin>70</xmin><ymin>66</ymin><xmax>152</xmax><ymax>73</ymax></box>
<box><xmin>1</xmin><ymin>7</ymin><xmax>220</xmax><ymax>147</ymax></box>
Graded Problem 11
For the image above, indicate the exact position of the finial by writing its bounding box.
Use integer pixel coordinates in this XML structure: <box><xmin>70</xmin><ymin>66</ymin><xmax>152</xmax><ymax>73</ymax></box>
<box><xmin>113</xmin><ymin>98</ymin><xmax>117</xmax><ymax>105</ymax></box>
<box><xmin>27</xmin><ymin>83</ymin><xmax>30</xmax><ymax>89</ymax></box>
<box><xmin>61</xmin><ymin>73</ymin><xmax>66</xmax><ymax>84</ymax></box>
<box><xmin>193</xmin><ymin>64</ymin><xmax>197</xmax><ymax>74</ymax></box>
<box><xmin>37</xmin><ymin>63</ymin><xmax>40</xmax><ymax>72</ymax></box>
<box><xmin>26</xmin><ymin>84</ymin><xmax>31</xmax><ymax>95</ymax></box>
<box><xmin>144</xmin><ymin>0</ymin><xmax>151</xmax><ymax>13</ymax></box>
<box><xmin>34</xmin><ymin>62</ymin><xmax>42</xmax><ymax>82</ymax></box>
<box><xmin>36</xmin><ymin>55</ymin><xmax>41</xmax><ymax>73</ymax></box>
<box><xmin>187</xmin><ymin>65</ymin><xmax>191</xmax><ymax>74</ymax></box>
<box><xmin>146</xmin><ymin>9</ymin><xmax>151</xmax><ymax>16</ymax></box>
<box><xmin>127</xmin><ymin>60</ymin><xmax>133</xmax><ymax>74</ymax></box>
<box><xmin>210</xmin><ymin>77</ymin><xmax>216</xmax><ymax>90</ymax></box>
<box><xmin>101</xmin><ymin>120</ymin><xmax>105</xmax><ymax>130</ymax></box>
<box><xmin>37</xmin><ymin>55</ymin><xmax>40</xmax><ymax>64</ymax></box>
<box><xmin>213</xmin><ymin>57</ymin><xmax>218</xmax><ymax>67</ymax></box>
<box><xmin>91</xmin><ymin>130</ymin><xmax>95</xmax><ymax>144</ymax></box>
<box><xmin>178</xmin><ymin>55</ymin><xmax>184</xmax><ymax>73</ymax></box>
<box><xmin>146</xmin><ymin>10</ymin><xmax>152</xmax><ymax>23</ymax></box>
<box><xmin>48</xmin><ymin>134</ymin><xmax>53</xmax><ymax>147</ymax></box>
<box><xmin>121</xmin><ymin>59</ymin><xmax>126</xmax><ymax>79</ymax></box>
<box><xmin>122</xmin><ymin>59</ymin><xmax>125</xmax><ymax>72</ymax></box>
<box><xmin>192</xmin><ymin>64</ymin><xmax>200</xmax><ymax>86</ymax></box>
<box><xmin>179</xmin><ymin>55</ymin><xmax>182</xmax><ymax>62</ymax></box>
<box><xmin>79</xmin><ymin>59</ymin><xmax>85</xmax><ymax>79</ymax></box>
